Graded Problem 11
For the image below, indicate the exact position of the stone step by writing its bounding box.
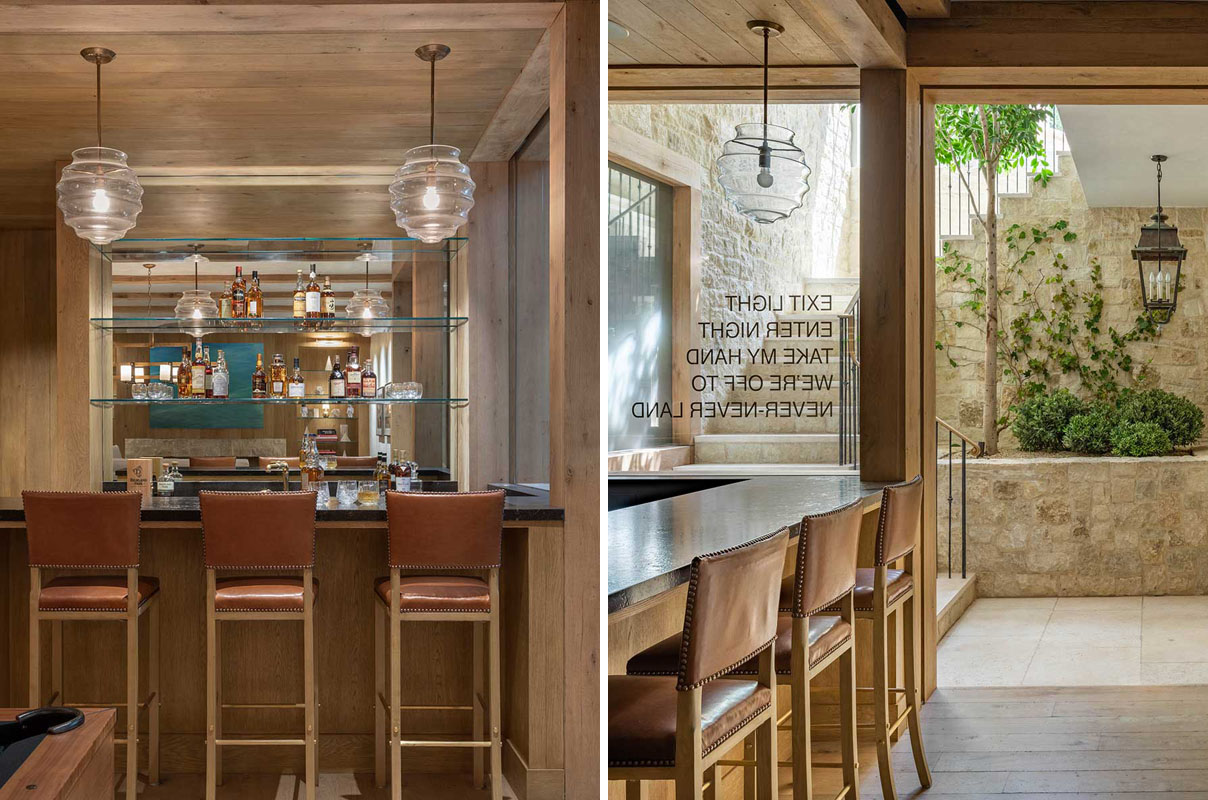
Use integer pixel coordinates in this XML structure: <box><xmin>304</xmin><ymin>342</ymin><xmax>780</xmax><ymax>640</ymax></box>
<box><xmin>672</xmin><ymin>462</ymin><xmax>856</xmax><ymax>476</ymax></box>
<box><xmin>693</xmin><ymin>433</ymin><xmax>849</xmax><ymax>464</ymax></box>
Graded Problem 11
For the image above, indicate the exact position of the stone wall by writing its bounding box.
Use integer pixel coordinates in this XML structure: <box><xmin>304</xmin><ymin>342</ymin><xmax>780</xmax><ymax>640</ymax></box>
<box><xmin>936</xmin><ymin>155</ymin><xmax>1208</xmax><ymax>446</ymax></box>
<box><xmin>937</xmin><ymin>455</ymin><xmax>1208</xmax><ymax>596</ymax></box>
<box><xmin>608</xmin><ymin>103</ymin><xmax>857</xmax><ymax>408</ymax></box>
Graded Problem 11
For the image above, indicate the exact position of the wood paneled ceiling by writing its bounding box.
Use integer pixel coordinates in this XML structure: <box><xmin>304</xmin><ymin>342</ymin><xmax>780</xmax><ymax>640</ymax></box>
<box><xmin>0</xmin><ymin>3</ymin><xmax>557</xmax><ymax>234</ymax></box>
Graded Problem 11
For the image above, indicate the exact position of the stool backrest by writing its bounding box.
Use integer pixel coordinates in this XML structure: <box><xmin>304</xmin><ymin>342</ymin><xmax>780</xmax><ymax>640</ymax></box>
<box><xmin>200</xmin><ymin>490</ymin><xmax>316</xmax><ymax>569</ymax></box>
<box><xmin>676</xmin><ymin>528</ymin><xmax>789</xmax><ymax>690</ymax></box>
<box><xmin>191</xmin><ymin>456</ymin><xmax>236</xmax><ymax>469</ymax></box>
<box><xmin>876</xmin><ymin>475</ymin><xmax>923</xmax><ymax>566</ymax></box>
<box><xmin>385</xmin><ymin>490</ymin><xmax>505</xmax><ymax>569</ymax></box>
<box><xmin>22</xmin><ymin>491</ymin><xmax>142</xmax><ymax>568</ymax></box>
<box><xmin>789</xmin><ymin>498</ymin><xmax>863</xmax><ymax>617</ymax></box>
<box><xmin>336</xmin><ymin>455</ymin><xmax>378</xmax><ymax>468</ymax></box>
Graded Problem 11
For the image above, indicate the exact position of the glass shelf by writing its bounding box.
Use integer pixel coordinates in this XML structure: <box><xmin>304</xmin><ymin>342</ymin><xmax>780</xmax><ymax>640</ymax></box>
<box><xmin>96</xmin><ymin>235</ymin><xmax>465</xmax><ymax>262</ymax></box>
<box><xmin>90</xmin><ymin>316</ymin><xmax>466</xmax><ymax>333</ymax></box>
<box><xmin>91</xmin><ymin>397</ymin><xmax>467</xmax><ymax>408</ymax></box>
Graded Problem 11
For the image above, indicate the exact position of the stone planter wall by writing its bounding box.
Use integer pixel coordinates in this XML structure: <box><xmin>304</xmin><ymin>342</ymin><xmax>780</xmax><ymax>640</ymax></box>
<box><xmin>936</xmin><ymin>454</ymin><xmax>1208</xmax><ymax>596</ymax></box>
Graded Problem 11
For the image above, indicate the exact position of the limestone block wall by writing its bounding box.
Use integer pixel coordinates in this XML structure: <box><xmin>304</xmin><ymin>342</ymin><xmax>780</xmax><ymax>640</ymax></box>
<box><xmin>608</xmin><ymin>103</ymin><xmax>857</xmax><ymax>408</ymax></box>
<box><xmin>937</xmin><ymin>155</ymin><xmax>1208</xmax><ymax>446</ymax></box>
<box><xmin>936</xmin><ymin>455</ymin><xmax>1208</xmax><ymax>596</ymax></box>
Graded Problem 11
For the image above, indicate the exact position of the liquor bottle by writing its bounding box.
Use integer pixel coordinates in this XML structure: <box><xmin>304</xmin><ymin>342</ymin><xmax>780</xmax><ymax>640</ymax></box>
<box><xmin>305</xmin><ymin>266</ymin><xmax>322</xmax><ymax>326</ymax></box>
<box><xmin>247</xmin><ymin>270</ymin><xmax>263</xmax><ymax>319</ymax></box>
<box><xmin>328</xmin><ymin>357</ymin><xmax>346</xmax><ymax>399</ymax></box>
<box><xmin>212</xmin><ymin>350</ymin><xmax>230</xmax><ymax>399</ymax></box>
<box><xmin>231</xmin><ymin>266</ymin><xmax>247</xmax><ymax>318</ymax></box>
<box><xmin>219</xmin><ymin>281</ymin><xmax>233</xmax><ymax>319</ymax></box>
<box><xmin>301</xmin><ymin>435</ymin><xmax>325</xmax><ymax>492</ymax></box>
<box><xmin>361</xmin><ymin>357</ymin><xmax>377</xmax><ymax>398</ymax></box>
<box><xmin>374</xmin><ymin>454</ymin><xmax>389</xmax><ymax>493</ymax></box>
<box><xmin>251</xmin><ymin>353</ymin><xmax>267</xmax><ymax>398</ymax></box>
<box><xmin>390</xmin><ymin>449</ymin><xmax>413</xmax><ymax>492</ymax></box>
<box><xmin>177</xmin><ymin>346</ymin><xmax>192</xmax><ymax>397</ymax></box>
<box><xmin>269</xmin><ymin>352</ymin><xmax>287</xmax><ymax>398</ymax></box>
<box><xmin>345</xmin><ymin>347</ymin><xmax>362</xmax><ymax>398</ymax></box>
<box><xmin>203</xmin><ymin>347</ymin><xmax>214</xmax><ymax>398</ymax></box>
<box><xmin>191</xmin><ymin>341</ymin><xmax>207</xmax><ymax>397</ymax></box>
<box><xmin>292</xmin><ymin>270</ymin><xmax>306</xmax><ymax>320</ymax></box>
<box><xmin>321</xmin><ymin>276</ymin><xmax>336</xmax><ymax>328</ymax></box>
<box><xmin>288</xmin><ymin>357</ymin><xmax>306</xmax><ymax>398</ymax></box>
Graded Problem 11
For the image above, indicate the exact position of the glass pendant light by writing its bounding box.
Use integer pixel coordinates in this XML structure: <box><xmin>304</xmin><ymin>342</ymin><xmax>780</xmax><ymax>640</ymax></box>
<box><xmin>389</xmin><ymin>44</ymin><xmax>475</xmax><ymax>243</ymax></box>
<box><xmin>174</xmin><ymin>247</ymin><xmax>217</xmax><ymax>333</ymax></box>
<box><xmin>56</xmin><ymin>48</ymin><xmax>143</xmax><ymax>244</ymax></box>
<box><xmin>716</xmin><ymin>21</ymin><xmax>811</xmax><ymax>224</ymax></box>
<box><xmin>345</xmin><ymin>248</ymin><xmax>390</xmax><ymax>327</ymax></box>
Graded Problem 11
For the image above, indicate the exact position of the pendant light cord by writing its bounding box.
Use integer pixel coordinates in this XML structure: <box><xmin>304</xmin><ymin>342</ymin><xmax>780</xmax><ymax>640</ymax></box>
<box><xmin>762</xmin><ymin>28</ymin><xmax>769</xmax><ymax>129</ymax></box>
<box><xmin>429</xmin><ymin>56</ymin><xmax>436</xmax><ymax>147</ymax></box>
<box><xmin>95</xmin><ymin>59</ymin><xmax>103</xmax><ymax>147</ymax></box>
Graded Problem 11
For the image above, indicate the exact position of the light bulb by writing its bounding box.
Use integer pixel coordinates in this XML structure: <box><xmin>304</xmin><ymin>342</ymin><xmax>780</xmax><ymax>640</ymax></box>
<box><xmin>91</xmin><ymin>188</ymin><xmax>111</xmax><ymax>213</ymax></box>
<box><xmin>362</xmin><ymin>307</ymin><xmax>374</xmax><ymax>319</ymax></box>
<box><xmin>422</xmin><ymin>184</ymin><xmax>441</xmax><ymax>210</ymax></box>
<box><xmin>756</xmin><ymin>143</ymin><xmax>774</xmax><ymax>188</ymax></box>
<box><xmin>192</xmin><ymin>308</ymin><xmax>202</xmax><ymax>319</ymax></box>
<box><xmin>757</xmin><ymin>168</ymin><xmax>774</xmax><ymax>188</ymax></box>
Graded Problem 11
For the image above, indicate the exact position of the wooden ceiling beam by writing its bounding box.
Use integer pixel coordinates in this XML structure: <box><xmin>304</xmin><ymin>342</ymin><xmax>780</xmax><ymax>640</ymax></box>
<box><xmin>608</xmin><ymin>64</ymin><xmax>859</xmax><ymax>103</ymax></box>
<box><xmin>898</xmin><ymin>0</ymin><xmax>949</xmax><ymax>19</ymax></box>
<box><xmin>786</xmin><ymin>0</ymin><xmax>905</xmax><ymax>68</ymax></box>
<box><xmin>471</xmin><ymin>28</ymin><xmax>550</xmax><ymax>162</ymax></box>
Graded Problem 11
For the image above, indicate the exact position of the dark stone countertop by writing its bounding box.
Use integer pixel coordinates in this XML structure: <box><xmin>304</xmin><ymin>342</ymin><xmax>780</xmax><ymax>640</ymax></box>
<box><xmin>607</xmin><ymin>475</ymin><xmax>888</xmax><ymax>614</ymax></box>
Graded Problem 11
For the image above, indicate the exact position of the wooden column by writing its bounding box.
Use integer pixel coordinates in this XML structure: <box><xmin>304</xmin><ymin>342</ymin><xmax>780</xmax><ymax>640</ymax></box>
<box><xmin>549</xmin><ymin>2</ymin><xmax>600</xmax><ymax>799</ymax></box>
<box><xmin>465</xmin><ymin>161</ymin><xmax>512</xmax><ymax>490</ymax></box>
<box><xmin>920</xmin><ymin>97</ymin><xmax>939</xmax><ymax>696</ymax></box>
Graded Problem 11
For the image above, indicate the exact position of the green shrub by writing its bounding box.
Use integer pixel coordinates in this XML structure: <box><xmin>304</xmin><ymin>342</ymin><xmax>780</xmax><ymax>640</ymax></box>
<box><xmin>1063</xmin><ymin>402</ymin><xmax>1117</xmax><ymax>454</ymax></box>
<box><xmin>1110</xmin><ymin>420</ymin><xmax>1172</xmax><ymax>457</ymax></box>
<box><xmin>1011</xmin><ymin>389</ymin><xmax>1086</xmax><ymax>451</ymax></box>
<box><xmin>1117</xmin><ymin>388</ymin><xmax>1204</xmax><ymax>448</ymax></box>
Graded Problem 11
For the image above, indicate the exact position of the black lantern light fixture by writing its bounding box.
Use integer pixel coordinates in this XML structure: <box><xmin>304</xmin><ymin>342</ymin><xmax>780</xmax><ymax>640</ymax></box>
<box><xmin>1132</xmin><ymin>154</ymin><xmax>1186</xmax><ymax>326</ymax></box>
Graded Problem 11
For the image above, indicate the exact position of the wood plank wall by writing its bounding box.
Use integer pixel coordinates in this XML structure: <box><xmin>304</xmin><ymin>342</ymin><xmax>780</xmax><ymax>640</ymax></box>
<box><xmin>0</xmin><ymin>230</ymin><xmax>56</xmax><ymax>495</ymax></box>
<box><xmin>512</xmin><ymin>158</ymin><xmax>551</xmax><ymax>484</ymax></box>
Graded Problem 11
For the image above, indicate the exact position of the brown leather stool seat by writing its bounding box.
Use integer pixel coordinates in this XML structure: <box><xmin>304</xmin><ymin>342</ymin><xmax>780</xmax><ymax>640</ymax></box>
<box><xmin>38</xmin><ymin>575</ymin><xmax>160</xmax><ymax>611</ymax></box>
<box><xmin>373</xmin><ymin>575</ymin><xmax>490</xmax><ymax>612</ymax></box>
<box><xmin>627</xmin><ymin>615</ymin><xmax>852</xmax><ymax>678</ymax></box>
<box><xmin>214</xmin><ymin>576</ymin><xmax>318</xmax><ymax>612</ymax></box>
<box><xmin>608</xmin><ymin>675</ymin><xmax>772</xmax><ymax>768</ymax></box>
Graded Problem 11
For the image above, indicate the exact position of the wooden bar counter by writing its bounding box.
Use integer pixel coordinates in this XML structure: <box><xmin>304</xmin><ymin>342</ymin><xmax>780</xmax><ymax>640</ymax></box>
<box><xmin>0</xmin><ymin>491</ymin><xmax>565</xmax><ymax>799</ymax></box>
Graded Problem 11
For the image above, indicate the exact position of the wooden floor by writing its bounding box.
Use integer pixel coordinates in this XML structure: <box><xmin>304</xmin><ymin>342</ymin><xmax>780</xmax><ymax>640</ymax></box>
<box><xmin>128</xmin><ymin>772</ymin><xmax>506</xmax><ymax>799</ymax></box>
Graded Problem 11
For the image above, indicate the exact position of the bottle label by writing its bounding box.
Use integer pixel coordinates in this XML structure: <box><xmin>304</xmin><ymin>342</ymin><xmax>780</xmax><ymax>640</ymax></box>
<box><xmin>324</xmin><ymin>296</ymin><xmax>336</xmax><ymax>315</ymax></box>
<box><xmin>293</xmin><ymin>297</ymin><xmax>305</xmax><ymax>318</ymax></box>
<box><xmin>347</xmin><ymin>369</ymin><xmax>361</xmax><ymax>384</ymax></box>
<box><xmin>362</xmin><ymin>377</ymin><xmax>376</xmax><ymax>397</ymax></box>
<box><xmin>221</xmin><ymin>299</ymin><xmax>232</xmax><ymax>318</ymax></box>
<box><xmin>288</xmin><ymin>382</ymin><xmax>305</xmax><ymax>398</ymax></box>
<box><xmin>157</xmin><ymin>480</ymin><xmax>173</xmax><ymax>494</ymax></box>
<box><xmin>330</xmin><ymin>379</ymin><xmax>345</xmax><ymax>396</ymax></box>
<box><xmin>192</xmin><ymin>366</ymin><xmax>206</xmax><ymax>389</ymax></box>
<box><xmin>306</xmin><ymin>292</ymin><xmax>320</xmax><ymax>313</ymax></box>
<box><xmin>393</xmin><ymin>476</ymin><xmax>411</xmax><ymax>492</ymax></box>
<box><xmin>212</xmin><ymin>373</ymin><xmax>229</xmax><ymax>398</ymax></box>
<box><xmin>272</xmin><ymin>380</ymin><xmax>285</xmax><ymax>395</ymax></box>
<box><xmin>249</xmin><ymin>300</ymin><xmax>259</xmax><ymax>317</ymax></box>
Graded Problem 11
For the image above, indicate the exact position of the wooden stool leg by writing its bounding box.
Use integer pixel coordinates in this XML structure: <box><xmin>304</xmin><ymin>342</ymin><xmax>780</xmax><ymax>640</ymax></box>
<box><xmin>125</xmin><ymin>571</ymin><xmax>138</xmax><ymax>800</ymax></box>
<box><xmin>703</xmin><ymin>764</ymin><xmax>717</xmax><ymax>800</ymax></box>
<box><xmin>626</xmin><ymin>780</ymin><xmax>647</xmax><ymax>800</ymax></box>
<box><xmin>755</xmin><ymin>647</ymin><xmax>777</xmax><ymax>800</ymax></box>
<box><xmin>838</xmin><ymin>597</ymin><xmax>859</xmax><ymax>800</ymax></box>
<box><xmin>790</xmin><ymin>618</ymin><xmax>812</xmax><ymax>800</ymax></box>
<box><xmin>214</xmin><ymin>619</ymin><xmax>223</xmax><ymax>785</ymax></box>
<box><xmin>149</xmin><ymin>600</ymin><xmax>161</xmax><ymax>786</ymax></box>
<box><xmin>51</xmin><ymin>621</ymin><xmax>62</xmax><ymax>706</ymax></box>
<box><xmin>474</xmin><ymin>619</ymin><xmax>485</xmax><ymax>789</ymax></box>
<box><xmin>743</xmin><ymin>734</ymin><xmax>756</xmax><ymax>800</ymax></box>
<box><xmin>303</xmin><ymin>569</ymin><xmax>317</xmax><ymax>800</ymax></box>
<box><xmin>206</xmin><ymin>572</ymin><xmax>217</xmax><ymax>800</ymax></box>
<box><xmin>903</xmin><ymin>583</ymin><xmax>932</xmax><ymax>789</ymax></box>
<box><xmin>488</xmin><ymin>571</ymin><xmax>503</xmax><ymax>800</ymax></box>
<box><xmin>389</xmin><ymin>572</ymin><xmax>403</xmax><ymax>800</ymax></box>
<box><xmin>374</xmin><ymin>599</ymin><xmax>386</xmax><ymax>788</ymax></box>
<box><xmin>675</xmin><ymin>688</ymin><xmax>703</xmax><ymax>800</ymax></box>
<box><xmin>872</xmin><ymin>571</ymin><xmax>897</xmax><ymax>800</ymax></box>
<box><xmin>28</xmin><ymin>568</ymin><xmax>40</xmax><ymax>708</ymax></box>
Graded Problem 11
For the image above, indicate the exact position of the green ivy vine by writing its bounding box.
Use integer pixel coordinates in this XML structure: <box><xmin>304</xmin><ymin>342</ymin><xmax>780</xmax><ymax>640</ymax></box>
<box><xmin>936</xmin><ymin>219</ymin><xmax>1160</xmax><ymax>430</ymax></box>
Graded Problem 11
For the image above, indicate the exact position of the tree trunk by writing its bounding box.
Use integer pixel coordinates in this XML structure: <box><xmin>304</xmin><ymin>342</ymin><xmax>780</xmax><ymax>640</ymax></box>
<box><xmin>982</xmin><ymin>166</ymin><xmax>999</xmax><ymax>455</ymax></box>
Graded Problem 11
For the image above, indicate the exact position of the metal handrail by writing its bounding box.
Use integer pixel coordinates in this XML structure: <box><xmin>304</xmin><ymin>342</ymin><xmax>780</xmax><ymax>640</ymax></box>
<box><xmin>935</xmin><ymin>416</ymin><xmax>975</xmax><ymax>580</ymax></box>
<box><xmin>837</xmin><ymin>291</ymin><xmax>860</xmax><ymax>468</ymax></box>
<box><xmin>936</xmin><ymin>417</ymin><xmax>983</xmax><ymax>457</ymax></box>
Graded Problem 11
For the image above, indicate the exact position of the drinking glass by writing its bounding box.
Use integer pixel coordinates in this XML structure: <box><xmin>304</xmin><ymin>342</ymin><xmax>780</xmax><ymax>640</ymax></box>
<box><xmin>336</xmin><ymin>480</ymin><xmax>358</xmax><ymax>506</ymax></box>
<box><xmin>358</xmin><ymin>480</ymin><xmax>379</xmax><ymax>505</ymax></box>
<box><xmin>315</xmin><ymin>482</ymin><xmax>331</xmax><ymax>507</ymax></box>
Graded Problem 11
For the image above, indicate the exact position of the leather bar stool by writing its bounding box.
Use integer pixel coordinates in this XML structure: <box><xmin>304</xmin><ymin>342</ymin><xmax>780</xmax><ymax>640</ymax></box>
<box><xmin>819</xmin><ymin>476</ymin><xmax>931</xmax><ymax>800</ymax></box>
<box><xmin>627</xmin><ymin>501</ymin><xmax>864</xmax><ymax>800</ymax></box>
<box><xmin>22</xmin><ymin>490</ymin><xmax>160</xmax><ymax>800</ymax></box>
<box><xmin>374</xmin><ymin>489</ymin><xmax>506</xmax><ymax>800</ymax></box>
<box><xmin>609</xmin><ymin>528</ymin><xmax>789</xmax><ymax>800</ymax></box>
<box><xmin>191</xmin><ymin>456</ymin><xmax>237</xmax><ymax>468</ymax></box>
<box><xmin>199</xmin><ymin>490</ymin><xmax>318</xmax><ymax>800</ymax></box>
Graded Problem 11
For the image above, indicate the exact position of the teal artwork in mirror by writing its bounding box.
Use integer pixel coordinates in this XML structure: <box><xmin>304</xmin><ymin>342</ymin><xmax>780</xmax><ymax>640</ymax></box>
<box><xmin>149</xmin><ymin>342</ymin><xmax>264</xmax><ymax>429</ymax></box>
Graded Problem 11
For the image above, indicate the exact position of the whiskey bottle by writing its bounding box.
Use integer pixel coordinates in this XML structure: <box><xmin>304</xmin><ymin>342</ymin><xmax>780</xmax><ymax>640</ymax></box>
<box><xmin>231</xmin><ymin>266</ymin><xmax>247</xmax><ymax>318</ymax></box>
<box><xmin>329</xmin><ymin>357</ymin><xmax>346</xmax><ymax>399</ymax></box>
<box><xmin>177</xmin><ymin>346</ymin><xmax>192</xmax><ymax>398</ymax></box>
<box><xmin>300</xmin><ymin>435</ymin><xmax>325</xmax><ymax>492</ymax></box>
<box><xmin>191</xmin><ymin>341</ymin><xmax>207</xmax><ymax>397</ymax></box>
<box><xmin>247</xmin><ymin>270</ymin><xmax>263</xmax><ymax>319</ymax></box>
<box><xmin>220</xmin><ymin>281</ymin><xmax>233</xmax><ymax>319</ymax></box>
<box><xmin>292</xmin><ymin>270</ymin><xmax>306</xmax><ymax>320</ymax></box>
<box><xmin>321</xmin><ymin>276</ymin><xmax>336</xmax><ymax>328</ymax></box>
<box><xmin>287</xmin><ymin>357</ymin><xmax>306</xmax><ymax>398</ymax></box>
<box><xmin>361</xmin><ymin>357</ymin><xmax>377</xmax><ymax>398</ymax></box>
<box><xmin>203</xmin><ymin>346</ymin><xmax>214</xmax><ymax>398</ymax></box>
<box><xmin>212</xmin><ymin>350</ymin><xmax>230</xmax><ymax>399</ymax></box>
<box><xmin>390</xmin><ymin>449</ymin><xmax>413</xmax><ymax>492</ymax></box>
<box><xmin>345</xmin><ymin>347</ymin><xmax>362</xmax><ymax>398</ymax></box>
<box><xmin>269</xmin><ymin>352</ymin><xmax>287</xmax><ymax>398</ymax></box>
<box><xmin>305</xmin><ymin>266</ymin><xmax>322</xmax><ymax>326</ymax></box>
<box><xmin>252</xmin><ymin>353</ymin><xmax>268</xmax><ymax>398</ymax></box>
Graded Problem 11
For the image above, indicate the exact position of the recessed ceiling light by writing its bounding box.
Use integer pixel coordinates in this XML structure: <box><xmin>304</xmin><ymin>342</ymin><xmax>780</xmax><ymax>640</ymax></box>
<box><xmin>608</xmin><ymin>20</ymin><xmax>630</xmax><ymax>41</ymax></box>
